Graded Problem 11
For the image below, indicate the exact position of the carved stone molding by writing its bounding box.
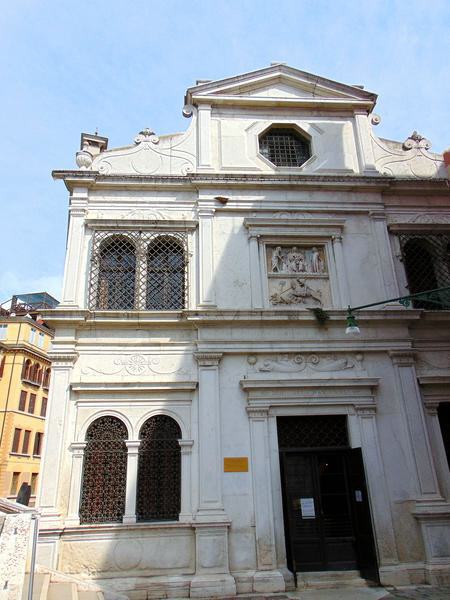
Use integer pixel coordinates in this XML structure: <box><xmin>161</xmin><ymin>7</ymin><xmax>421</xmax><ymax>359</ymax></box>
<box><xmin>422</xmin><ymin>401</ymin><xmax>440</xmax><ymax>416</ymax></box>
<box><xmin>194</xmin><ymin>352</ymin><xmax>223</xmax><ymax>367</ymax></box>
<box><xmin>134</xmin><ymin>128</ymin><xmax>160</xmax><ymax>145</ymax></box>
<box><xmin>246</xmin><ymin>407</ymin><xmax>269</xmax><ymax>419</ymax></box>
<box><xmin>247</xmin><ymin>352</ymin><xmax>364</xmax><ymax>374</ymax></box>
<box><xmin>419</xmin><ymin>376</ymin><xmax>450</xmax><ymax>403</ymax></box>
<box><xmin>178</xmin><ymin>439</ymin><xmax>194</xmax><ymax>454</ymax></box>
<box><xmin>81</xmin><ymin>353</ymin><xmax>191</xmax><ymax>377</ymax></box>
<box><xmin>240</xmin><ymin>378</ymin><xmax>379</xmax><ymax>410</ymax></box>
<box><xmin>355</xmin><ymin>405</ymin><xmax>377</xmax><ymax>416</ymax></box>
<box><xmin>69</xmin><ymin>442</ymin><xmax>87</xmax><ymax>454</ymax></box>
<box><xmin>125</xmin><ymin>441</ymin><xmax>141</xmax><ymax>453</ymax></box>
<box><xmin>389</xmin><ymin>350</ymin><xmax>417</xmax><ymax>366</ymax></box>
<box><xmin>47</xmin><ymin>352</ymin><xmax>79</xmax><ymax>368</ymax></box>
<box><xmin>403</xmin><ymin>131</ymin><xmax>431</xmax><ymax>151</ymax></box>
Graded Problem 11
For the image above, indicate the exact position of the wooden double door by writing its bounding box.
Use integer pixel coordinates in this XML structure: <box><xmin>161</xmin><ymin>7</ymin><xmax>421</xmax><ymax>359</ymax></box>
<box><xmin>280</xmin><ymin>448</ymin><xmax>378</xmax><ymax>581</ymax></box>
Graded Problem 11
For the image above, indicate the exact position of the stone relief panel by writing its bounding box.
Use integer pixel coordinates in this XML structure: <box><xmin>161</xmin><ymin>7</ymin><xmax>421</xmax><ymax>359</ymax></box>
<box><xmin>388</xmin><ymin>213</ymin><xmax>450</xmax><ymax>225</ymax></box>
<box><xmin>79</xmin><ymin>353</ymin><xmax>193</xmax><ymax>380</ymax></box>
<box><xmin>416</xmin><ymin>352</ymin><xmax>450</xmax><ymax>375</ymax></box>
<box><xmin>91</xmin><ymin>127</ymin><xmax>196</xmax><ymax>176</ymax></box>
<box><xmin>266</xmin><ymin>245</ymin><xmax>330</xmax><ymax>307</ymax></box>
<box><xmin>247</xmin><ymin>352</ymin><xmax>365</xmax><ymax>375</ymax></box>
<box><xmin>372</xmin><ymin>131</ymin><xmax>446</xmax><ymax>179</ymax></box>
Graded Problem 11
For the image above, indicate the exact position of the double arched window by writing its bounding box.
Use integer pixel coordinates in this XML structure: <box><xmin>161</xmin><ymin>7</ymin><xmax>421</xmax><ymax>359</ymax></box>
<box><xmin>90</xmin><ymin>231</ymin><xmax>187</xmax><ymax>311</ymax></box>
<box><xmin>79</xmin><ymin>414</ymin><xmax>182</xmax><ymax>524</ymax></box>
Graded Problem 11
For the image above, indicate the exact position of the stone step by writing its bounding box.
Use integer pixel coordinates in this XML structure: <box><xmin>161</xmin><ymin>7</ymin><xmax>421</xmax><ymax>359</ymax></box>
<box><xmin>296</xmin><ymin>570</ymin><xmax>370</xmax><ymax>589</ymax></box>
<box><xmin>47</xmin><ymin>582</ymin><xmax>78</xmax><ymax>600</ymax></box>
<box><xmin>22</xmin><ymin>573</ymin><xmax>51</xmax><ymax>599</ymax></box>
<box><xmin>78</xmin><ymin>592</ymin><xmax>104</xmax><ymax>600</ymax></box>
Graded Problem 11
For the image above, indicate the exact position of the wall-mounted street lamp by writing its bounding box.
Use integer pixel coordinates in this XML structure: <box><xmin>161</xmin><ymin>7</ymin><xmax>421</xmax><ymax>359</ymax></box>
<box><xmin>345</xmin><ymin>286</ymin><xmax>450</xmax><ymax>335</ymax></box>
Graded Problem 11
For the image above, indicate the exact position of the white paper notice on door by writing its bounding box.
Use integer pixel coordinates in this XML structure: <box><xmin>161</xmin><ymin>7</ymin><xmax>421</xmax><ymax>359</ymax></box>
<box><xmin>300</xmin><ymin>497</ymin><xmax>315</xmax><ymax>519</ymax></box>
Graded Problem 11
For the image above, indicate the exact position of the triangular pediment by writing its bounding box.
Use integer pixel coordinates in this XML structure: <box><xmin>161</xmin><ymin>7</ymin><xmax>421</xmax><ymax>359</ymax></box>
<box><xmin>186</xmin><ymin>64</ymin><xmax>377</xmax><ymax>107</ymax></box>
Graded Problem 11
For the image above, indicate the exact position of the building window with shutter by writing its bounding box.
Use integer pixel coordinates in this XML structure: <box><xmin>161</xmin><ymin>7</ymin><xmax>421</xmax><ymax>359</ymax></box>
<box><xmin>40</xmin><ymin>397</ymin><xmax>48</xmax><ymax>417</ymax></box>
<box><xmin>31</xmin><ymin>473</ymin><xmax>38</xmax><ymax>495</ymax></box>
<box><xmin>19</xmin><ymin>390</ymin><xmax>27</xmax><ymax>411</ymax></box>
<box><xmin>11</xmin><ymin>428</ymin><xmax>21</xmax><ymax>453</ymax></box>
<box><xmin>28</xmin><ymin>393</ymin><xmax>36</xmax><ymax>414</ymax></box>
<box><xmin>33</xmin><ymin>432</ymin><xmax>43</xmax><ymax>457</ymax></box>
<box><xmin>22</xmin><ymin>430</ymin><xmax>31</xmax><ymax>454</ymax></box>
<box><xmin>38</xmin><ymin>332</ymin><xmax>45</xmax><ymax>348</ymax></box>
<box><xmin>10</xmin><ymin>472</ymin><xmax>20</xmax><ymax>495</ymax></box>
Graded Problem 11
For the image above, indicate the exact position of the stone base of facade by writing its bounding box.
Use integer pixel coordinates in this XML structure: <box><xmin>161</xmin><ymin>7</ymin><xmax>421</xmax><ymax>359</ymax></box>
<box><xmin>190</xmin><ymin>574</ymin><xmax>236</xmax><ymax>598</ymax></box>
<box><xmin>379</xmin><ymin>562</ymin><xmax>450</xmax><ymax>586</ymax></box>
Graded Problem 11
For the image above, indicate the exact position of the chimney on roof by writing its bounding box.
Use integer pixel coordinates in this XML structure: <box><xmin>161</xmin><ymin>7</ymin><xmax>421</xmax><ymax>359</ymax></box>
<box><xmin>196</xmin><ymin>79</ymin><xmax>212</xmax><ymax>85</ymax></box>
<box><xmin>270</xmin><ymin>62</ymin><xmax>287</xmax><ymax>66</ymax></box>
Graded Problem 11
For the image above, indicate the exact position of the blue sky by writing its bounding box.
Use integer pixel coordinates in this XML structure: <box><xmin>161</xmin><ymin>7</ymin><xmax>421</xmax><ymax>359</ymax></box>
<box><xmin>0</xmin><ymin>0</ymin><xmax>449</xmax><ymax>303</ymax></box>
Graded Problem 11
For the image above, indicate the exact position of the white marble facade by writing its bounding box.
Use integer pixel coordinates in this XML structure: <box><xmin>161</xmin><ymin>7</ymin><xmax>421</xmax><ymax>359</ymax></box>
<box><xmin>38</xmin><ymin>65</ymin><xmax>450</xmax><ymax>598</ymax></box>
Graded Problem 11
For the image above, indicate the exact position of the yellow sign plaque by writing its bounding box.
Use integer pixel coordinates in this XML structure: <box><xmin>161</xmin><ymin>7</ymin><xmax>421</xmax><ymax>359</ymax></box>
<box><xmin>224</xmin><ymin>457</ymin><xmax>249</xmax><ymax>472</ymax></box>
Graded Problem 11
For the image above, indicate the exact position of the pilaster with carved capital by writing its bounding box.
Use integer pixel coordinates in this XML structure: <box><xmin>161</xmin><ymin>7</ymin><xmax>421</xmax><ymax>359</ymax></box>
<box><xmin>62</xmin><ymin>188</ymin><xmax>89</xmax><ymax>307</ymax></box>
<box><xmin>195</xmin><ymin>352</ymin><xmax>227</xmax><ymax>521</ymax></box>
<box><xmin>179</xmin><ymin>440</ymin><xmax>194</xmax><ymax>522</ymax></box>
<box><xmin>355</xmin><ymin>404</ymin><xmax>399</xmax><ymax>563</ymax></box>
<box><xmin>389</xmin><ymin>350</ymin><xmax>443</xmax><ymax>501</ymax></box>
<box><xmin>248</xmin><ymin>233</ymin><xmax>263</xmax><ymax>308</ymax></box>
<box><xmin>331</xmin><ymin>235</ymin><xmax>350</xmax><ymax>306</ymax></box>
<box><xmin>39</xmin><ymin>353</ymin><xmax>79</xmax><ymax>523</ymax></box>
<box><xmin>197</xmin><ymin>207</ymin><xmax>217</xmax><ymax>307</ymax></box>
<box><xmin>369</xmin><ymin>211</ymin><xmax>400</xmax><ymax>298</ymax></box>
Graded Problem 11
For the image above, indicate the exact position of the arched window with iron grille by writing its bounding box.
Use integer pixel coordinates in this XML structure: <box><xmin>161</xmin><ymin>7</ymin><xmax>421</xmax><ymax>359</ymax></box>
<box><xmin>97</xmin><ymin>236</ymin><xmax>136</xmax><ymax>310</ymax></box>
<box><xmin>79</xmin><ymin>416</ymin><xmax>128</xmax><ymax>524</ymax></box>
<box><xmin>136</xmin><ymin>415</ymin><xmax>181</xmax><ymax>521</ymax></box>
<box><xmin>146</xmin><ymin>236</ymin><xmax>186</xmax><ymax>310</ymax></box>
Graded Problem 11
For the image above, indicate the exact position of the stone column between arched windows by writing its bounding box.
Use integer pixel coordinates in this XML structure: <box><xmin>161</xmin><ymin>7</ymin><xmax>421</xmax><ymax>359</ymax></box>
<box><xmin>123</xmin><ymin>440</ymin><xmax>140</xmax><ymax>524</ymax></box>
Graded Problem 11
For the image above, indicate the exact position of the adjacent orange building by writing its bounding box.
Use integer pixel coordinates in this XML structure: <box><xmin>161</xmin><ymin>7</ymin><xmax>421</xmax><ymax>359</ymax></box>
<box><xmin>0</xmin><ymin>293</ymin><xmax>57</xmax><ymax>503</ymax></box>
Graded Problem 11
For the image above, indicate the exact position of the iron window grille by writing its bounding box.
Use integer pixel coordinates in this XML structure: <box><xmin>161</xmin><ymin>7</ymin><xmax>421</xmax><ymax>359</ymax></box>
<box><xmin>397</xmin><ymin>233</ymin><xmax>450</xmax><ymax>309</ymax></box>
<box><xmin>136</xmin><ymin>415</ymin><xmax>181</xmax><ymax>522</ymax></box>
<box><xmin>79</xmin><ymin>416</ymin><xmax>128</xmax><ymax>524</ymax></box>
<box><xmin>259</xmin><ymin>127</ymin><xmax>311</xmax><ymax>167</ymax></box>
<box><xmin>277</xmin><ymin>415</ymin><xmax>349</xmax><ymax>450</ymax></box>
<box><xmin>89</xmin><ymin>230</ymin><xmax>188</xmax><ymax>310</ymax></box>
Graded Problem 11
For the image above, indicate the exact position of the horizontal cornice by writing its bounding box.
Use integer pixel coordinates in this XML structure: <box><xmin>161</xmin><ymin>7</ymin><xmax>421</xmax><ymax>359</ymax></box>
<box><xmin>52</xmin><ymin>171</ymin><xmax>449</xmax><ymax>194</ymax></box>
<box><xmin>39</xmin><ymin>307</ymin><xmax>431</xmax><ymax>328</ymax></box>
